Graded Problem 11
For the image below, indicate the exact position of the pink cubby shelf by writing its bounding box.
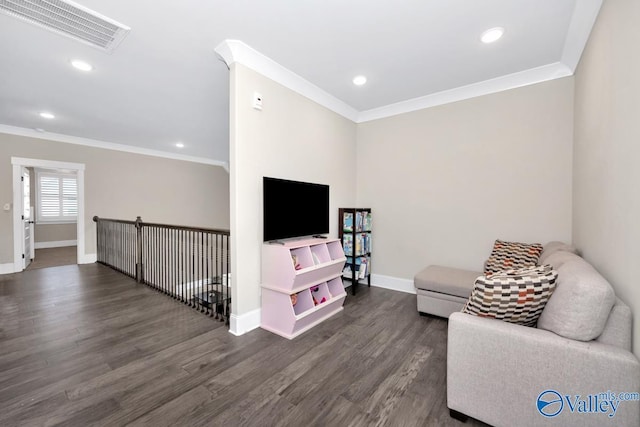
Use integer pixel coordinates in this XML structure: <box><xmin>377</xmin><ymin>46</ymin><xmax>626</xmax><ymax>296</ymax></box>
<box><xmin>261</xmin><ymin>238</ymin><xmax>347</xmax><ymax>293</ymax></box>
<box><xmin>261</xmin><ymin>287</ymin><xmax>347</xmax><ymax>339</ymax></box>
<box><xmin>260</xmin><ymin>238</ymin><xmax>347</xmax><ymax>339</ymax></box>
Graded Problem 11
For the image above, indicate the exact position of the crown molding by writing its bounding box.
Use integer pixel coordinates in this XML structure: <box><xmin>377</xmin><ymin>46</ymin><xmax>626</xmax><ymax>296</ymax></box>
<box><xmin>0</xmin><ymin>124</ymin><xmax>229</xmax><ymax>170</ymax></box>
<box><xmin>560</xmin><ymin>0</ymin><xmax>603</xmax><ymax>71</ymax></box>
<box><xmin>216</xmin><ymin>0</ymin><xmax>600</xmax><ymax>125</ymax></box>
<box><xmin>214</xmin><ymin>40</ymin><xmax>359</xmax><ymax>122</ymax></box>
<box><xmin>357</xmin><ymin>62</ymin><xmax>573</xmax><ymax>123</ymax></box>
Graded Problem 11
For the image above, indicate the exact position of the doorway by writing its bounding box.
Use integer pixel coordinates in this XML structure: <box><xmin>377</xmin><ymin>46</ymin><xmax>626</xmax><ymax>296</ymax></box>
<box><xmin>11</xmin><ymin>157</ymin><xmax>86</xmax><ymax>273</ymax></box>
<box><xmin>21</xmin><ymin>166</ymin><xmax>33</xmax><ymax>270</ymax></box>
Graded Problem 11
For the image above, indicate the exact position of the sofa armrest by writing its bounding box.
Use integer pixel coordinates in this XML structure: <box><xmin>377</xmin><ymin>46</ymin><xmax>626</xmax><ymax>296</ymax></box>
<box><xmin>597</xmin><ymin>297</ymin><xmax>633</xmax><ymax>350</ymax></box>
<box><xmin>447</xmin><ymin>312</ymin><xmax>640</xmax><ymax>427</ymax></box>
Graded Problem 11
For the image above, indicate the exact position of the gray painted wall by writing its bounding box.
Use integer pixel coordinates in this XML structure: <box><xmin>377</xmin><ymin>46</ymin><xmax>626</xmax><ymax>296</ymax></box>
<box><xmin>573</xmin><ymin>0</ymin><xmax>640</xmax><ymax>356</ymax></box>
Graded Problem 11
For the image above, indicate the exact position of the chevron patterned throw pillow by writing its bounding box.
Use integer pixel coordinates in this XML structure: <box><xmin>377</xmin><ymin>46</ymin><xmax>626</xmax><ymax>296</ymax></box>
<box><xmin>462</xmin><ymin>264</ymin><xmax>558</xmax><ymax>327</ymax></box>
<box><xmin>484</xmin><ymin>239</ymin><xmax>543</xmax><ymax>274</ymax></box>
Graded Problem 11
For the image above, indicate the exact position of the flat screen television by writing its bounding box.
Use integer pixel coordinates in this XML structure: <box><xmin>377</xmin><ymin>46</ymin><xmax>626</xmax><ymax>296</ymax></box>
<box><xmin>263</xmin><ymin>177</ymin><xmax>330</xmax><ymax>242</ymax></box>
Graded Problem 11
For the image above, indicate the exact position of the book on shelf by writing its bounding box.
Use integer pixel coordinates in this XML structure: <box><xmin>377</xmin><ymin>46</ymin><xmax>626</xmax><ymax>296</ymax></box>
<box><xmin>355</xmin><ymin>233</ymin><xmax>371</xmax><ymax>256</ymax></box>
<box><xmin>356</xmin><ymin>211</ymin><xmax>367</xmax><ymax>232</ymax></box>
<box><xmin>342</xmin><ymin>233</ymin><xmax>353</xmax><ymax>254</ymax></box>
<box><xmin>344</xmin><ymin>256</ymin><xmax>370</xmax><ymax>279</ymax></box>
<box><xmin>346</xmin><ymin>256</ymin><xmax>368</xmax><ymax>266</ymax></box>
<box><xmin>358</xmin><ymin>260</ymin><xmax>367</xmax><ymax>279</ymax></box>
<box><xmin>343</xmin><ymin>212</ymin><xmax>353</xmax><ymax>232</ymax></box>
<box><xmin>363</xmin><ymin>212</ymin><xmax>372</xmax><ymax>232</ymax></box>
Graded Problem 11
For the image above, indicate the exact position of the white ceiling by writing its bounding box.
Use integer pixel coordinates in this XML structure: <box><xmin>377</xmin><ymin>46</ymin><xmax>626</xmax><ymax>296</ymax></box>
<box><xmin>0</xmin><ymin>0</ymin><xmax>601</xmax><ymax>166</ymax></box>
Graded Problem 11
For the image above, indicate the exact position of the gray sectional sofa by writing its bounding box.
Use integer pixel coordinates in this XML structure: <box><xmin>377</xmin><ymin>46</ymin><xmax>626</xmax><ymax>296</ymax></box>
<box><xmin>444</xmin><ymin>243</ymin><xmax>640</xmax><ymax>426</ymax></box>
<box><xmin>414</xmin><ymin>264</ymin><xmax>479</xmax><ymax>318</ymax></box>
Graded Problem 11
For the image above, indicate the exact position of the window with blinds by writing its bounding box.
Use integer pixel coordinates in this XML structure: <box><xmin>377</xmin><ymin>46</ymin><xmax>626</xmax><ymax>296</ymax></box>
<box><xmin>36</xmin><ymin>172</ymin><xmax>78</xmax><ymax>223</ymax></box>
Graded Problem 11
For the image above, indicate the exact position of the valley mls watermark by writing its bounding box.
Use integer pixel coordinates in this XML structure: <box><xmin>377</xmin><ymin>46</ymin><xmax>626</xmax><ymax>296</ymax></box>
<box><xmin>537</xmin><ymin>389</ymin><xmax>640</xmax><ymax>419</ymax></box>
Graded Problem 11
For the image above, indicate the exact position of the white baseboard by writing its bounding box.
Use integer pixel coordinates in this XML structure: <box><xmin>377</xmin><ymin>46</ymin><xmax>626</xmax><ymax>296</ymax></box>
<box><xmin>0</xmin><ymin>263</ymin><xmax>15</xmax><ymax>275</ymax></box>
<box><xmin>229</xmin><ymin>308</ymin><xmax>261</xmax><ymax>336</ymax></box>
<box><xmin>34</xmin><ymin>240</ymin><xmax>77</xmax><ymax>249</ymax></box>
<box><xmin>78</xmin><ymin>253</ymin><xmax>97</xmax><ymax>264</ymax></box>
<box><xmin>225</xmin><ymin>275</ymin><xmax>414</xmax><ymax>337</ymax></box>
<box><xmin>371</xmin><ymin>273</ymin><xmax>416</xmax><ymax>294</ymax></box>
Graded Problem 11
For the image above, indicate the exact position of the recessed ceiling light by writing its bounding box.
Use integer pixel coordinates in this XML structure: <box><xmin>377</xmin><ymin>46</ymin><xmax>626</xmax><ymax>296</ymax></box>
<box><xmin>70</xmin><ymin>59</ymin><xmax>93</xmax><ymax>71</ymax></box>
<box><xmin>39</xmin><ymin>112</ymin><xmax>55</xmax><ymax>119</ymax></box>
<box><xmin>353</xmin><ymin>75</ymin><xmax>367</xmax><ymax>86</ymax></box>
<box><xmin>481</xmin><ymin>27</ymin><xmax>505</xmax><ymax>44</ymax></box>
<box><xmin>34</xmin><ymin>128</ymin><xmax>45</xmax><ymax>133</ymax></box>
<box><xmin>175</xmin><ymin>142</ymin><xmax>184</xmax><ymax>148</ymax></box>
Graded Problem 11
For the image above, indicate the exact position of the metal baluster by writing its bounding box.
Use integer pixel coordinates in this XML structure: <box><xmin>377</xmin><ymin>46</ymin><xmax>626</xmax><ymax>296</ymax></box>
<box><xmin>188</xmin><ymin>229</ymin><xmax>191</xmax><ymax>304</ymax></box>
<box><xmin>201</xmin><ymin>231</ymin><xmax>205</xmax><ymax>313</ymax></box>
<box><xmin>92</xmin><ymin>217</ymin><xmax>230</xmax><ymax>325</ymax></box>
<box><xmin>161</xmin><ymin>227</ymin><xmax>165</xmax><ymax>294</ymax></box>
<box><xmin>153</xmin><ymin>226</ymin><xmax>156</xmax><ymax>287</ymax></box>
<box><xmin>149</xmin><ymin>226</ymin><xmax>152</xmax><ymax>286</ymax></box>
<box><xmin>191</xmin><ymin>230</ymin><xmax>196</xmax><ymax>308</ymax></box>
<box><xmin>179</xmin><ymin>228</ymin><xmax>183</xmax><ymax>303</ymax></box>
<box><xmin>169</xmin><ymin>227</ymin><xmax>174</xmax><ymax>299</ymax></box>
<box><xmin>182</xmin><ymin>228</ymin><xmax>185</xmax><ymax>302</ymax></box>
<box><xmin>205</xmin><ymin>232</ymin><xmax>210</xmax><ymax>317</ymax></box>
<box><xmin>153</xmin><ymin>226</ymin><xmax>156</xmax><ymax>289</ymax></box>
<box><xmin>214</xmin><ymin>233</ymin><xmax>219</xmax><ymax>321</ymax></box>
<box><xmin>120</xmin><ymin>222</ymin><xmax>123</xmax><ymax>273</ymax></box>
<box><xmin>164</xmin><ymin>227</ymin><xmax>168</xmax><ymax>295</ymax></box>
<box><xmin>172</xmin><ymin>228</ymin><xmax>177</xmax><ymax>299</ymax></box>
<box><xmin>145</xmin><ymin>226</ymin><xmax>150</xmax><ymax>285</ymax></box>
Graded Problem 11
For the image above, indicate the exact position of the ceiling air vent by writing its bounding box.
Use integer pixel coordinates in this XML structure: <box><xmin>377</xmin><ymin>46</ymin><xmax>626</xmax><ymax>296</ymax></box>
<box><xmin>0</xmin><ymin>0</ymin><xmax>130</xmax><ymax>53</ymax></box>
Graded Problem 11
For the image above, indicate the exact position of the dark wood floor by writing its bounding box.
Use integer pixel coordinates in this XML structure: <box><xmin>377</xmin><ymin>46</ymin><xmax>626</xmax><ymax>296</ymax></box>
<box><xmin>0</xmin><ymin>264</ymin><xmax>488</xmax><ymax>426</ymax></box>
<box><xmin>25</xmin><ymin>246</ymin><xmax>77</xmax><ymax>270</ymax></box>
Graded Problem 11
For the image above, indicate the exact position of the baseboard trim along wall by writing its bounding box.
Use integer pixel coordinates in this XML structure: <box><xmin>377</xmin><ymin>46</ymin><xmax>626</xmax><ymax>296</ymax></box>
<box><xmin>227</xmin><ymin>276</ymin><xmax>414</xmax><ymax>336</ymax></box>
<box><xmin>371</xmin><ymin>274</ymin><xmax>416</xmax><ymax>294</ymax></box>
<box><xmin>0</xmin><ymin>263</ymin><xmax>15</xmax><ymax>275</ymax></box>
<box><xmin>78</xmin><ymin>253</ymin><xmax>97</xmax><ymax>264</ymax></box>
<box><xmin>34</xmin><ymin>240</ymin><xmax>77</xmax><ymax>249</ymax></box>
<box><xmin>229</xmin><ymin>308</ymin><xmax>261</xmax><ymax>336</ymax></box>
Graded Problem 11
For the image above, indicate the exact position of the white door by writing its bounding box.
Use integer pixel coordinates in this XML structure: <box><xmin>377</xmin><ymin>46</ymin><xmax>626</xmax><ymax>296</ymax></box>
<box><xmin>22</xmin><ymin>167</ymin><xmax>32</xmax><ymax>269</ymax></box>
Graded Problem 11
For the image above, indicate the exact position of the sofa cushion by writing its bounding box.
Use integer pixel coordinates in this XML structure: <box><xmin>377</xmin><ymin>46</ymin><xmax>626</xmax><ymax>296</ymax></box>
<box><xmin>414</xmin><ymin>265</ymin><xmax>478</xmax><ymax>298</ymax></box>
<box><xmin>484</xmin><ymin>239</ymin><xmax>543</xmax><ymax>274</ymax></box>
<box><xmin>543</xmin><ymin>250</ymin><xmax>583</xmax><ymax>271</ymax></box>
<box><xmin>538</xmin><ymin>241</ymin><xmax>578</xmax><ymax>264</ymax></box>
<box><xmin>462</xmin><ymin>265</ymin><xmax>558</xmax><ymax>327</ymax></box>
<box><xmin>537</xmin><ymin>258</ymin><xmax>616</xmax><ymax>341</ymax></box>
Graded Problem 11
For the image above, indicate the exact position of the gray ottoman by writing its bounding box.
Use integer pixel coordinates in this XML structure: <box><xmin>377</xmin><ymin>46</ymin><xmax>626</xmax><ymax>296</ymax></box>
<box><xmin>414</xmin><ymin>265</ymin><xmax>480</xmax><ymax>318</ymax></box>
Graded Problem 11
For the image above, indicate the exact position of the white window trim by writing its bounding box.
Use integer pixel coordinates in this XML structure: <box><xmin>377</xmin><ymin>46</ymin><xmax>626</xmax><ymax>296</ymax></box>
<box><xmin>35</xmin><ymin>170</ymin><xmax>78</xmax><ymax>223</ymax></box>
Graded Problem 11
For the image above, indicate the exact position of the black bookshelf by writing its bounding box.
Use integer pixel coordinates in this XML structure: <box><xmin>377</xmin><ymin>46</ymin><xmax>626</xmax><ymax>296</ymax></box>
<box><xmin>338</xmin><ymin>208</ymin><xmax>372</xmax><ymax>295</ymax></box>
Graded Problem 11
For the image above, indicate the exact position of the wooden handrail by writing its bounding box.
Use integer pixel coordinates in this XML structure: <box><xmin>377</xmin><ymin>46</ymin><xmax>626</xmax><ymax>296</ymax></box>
<box><xmin>93</xmin><ymin>215</ymin><xmax>230</xmax><ymax>235</ymax></box>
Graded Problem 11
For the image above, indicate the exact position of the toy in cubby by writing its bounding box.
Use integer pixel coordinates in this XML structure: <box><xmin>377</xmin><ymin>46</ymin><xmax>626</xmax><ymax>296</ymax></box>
<box><xmin>292</xmin><ymin>288</ymin><xmax>314</xmax><ymax>316</ymax></box>
<box><xmin>310</xmin><ymin>283</ymin><xmax>331</xmax><ymax>305</ymax></box>
<box><xmin>291</xmin><ymin>254</ymin><xmax>302</xmax><ymax>271</ymax></box>
<box><xmin>311</xmin><ymin>285</ymin><xmax>326</xmax><ymax>305</ymax></box>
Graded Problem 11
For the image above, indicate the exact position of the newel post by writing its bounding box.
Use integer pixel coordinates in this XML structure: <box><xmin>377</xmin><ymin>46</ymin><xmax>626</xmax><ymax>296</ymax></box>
<box><xmin>135</xmin><ymin>216</ymin><xmax>143</xmax><ymax>283</ymax></box>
